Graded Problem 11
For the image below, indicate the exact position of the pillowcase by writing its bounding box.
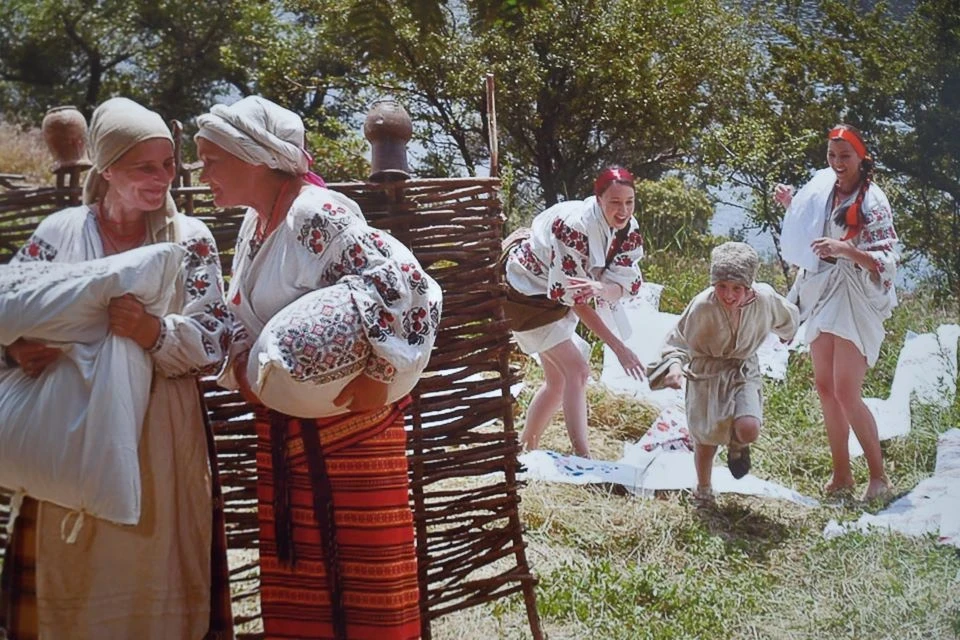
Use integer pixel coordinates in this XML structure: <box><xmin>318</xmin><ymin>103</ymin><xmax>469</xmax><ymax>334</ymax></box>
<box><xmin>0</xmin><ymin>243</ymin><xmax>186</xmax><ymax>345</ymax></box>
<box><xmin>0</xmin><ymin>243</ymin><xmax>186</xmax><ymax>526</ymax></box>
<box><xmin>248</xmin><ymin>284</ymin><xmax>374</xmax><ymax>418</ymax></box>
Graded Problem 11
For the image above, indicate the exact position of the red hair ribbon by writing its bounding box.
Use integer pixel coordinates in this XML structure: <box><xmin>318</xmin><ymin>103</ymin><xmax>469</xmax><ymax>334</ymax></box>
<box><xmin>594</xmin><ymin>166</ymin><xmax>635</xmax><ymax>197</ymax></box>
<box><xmin>828</xmin><ymin>127</ymin><xmax>867</xmax><ymax>160</ymax></box>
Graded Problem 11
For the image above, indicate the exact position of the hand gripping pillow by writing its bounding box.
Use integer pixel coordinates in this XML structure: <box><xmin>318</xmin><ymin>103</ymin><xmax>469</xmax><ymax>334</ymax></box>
<box><xmin>0</xmin><ymin>243</ymin><xmax>186</xmax><ymax>527</ymax></box>
<box><xmin>249</xmin><ymin>284</ymin><xmax>409</xmax><ymax>418</ymax></box>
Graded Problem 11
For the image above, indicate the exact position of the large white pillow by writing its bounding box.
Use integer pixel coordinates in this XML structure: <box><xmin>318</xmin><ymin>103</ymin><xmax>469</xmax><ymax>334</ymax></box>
<box><xmin>0</xmin><ymin>243</ymin><xmax>186</xmax><ymax>345</ymax></box>
<box><xmin>249</xmin><ymin>284</ymin><xmax>383</xmax><ymax>418</ymax></box>
<box><xmin>0</xmin><ymin>243</ymin><xmax>186</xmax><ymax>526</ymax></box>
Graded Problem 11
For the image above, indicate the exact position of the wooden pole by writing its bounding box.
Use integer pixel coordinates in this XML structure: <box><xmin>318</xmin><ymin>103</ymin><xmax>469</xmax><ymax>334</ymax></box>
<box><xmin>485</xmin><ymin>73</ymin><xmax>499</xmax><ymax>179</ymax></box>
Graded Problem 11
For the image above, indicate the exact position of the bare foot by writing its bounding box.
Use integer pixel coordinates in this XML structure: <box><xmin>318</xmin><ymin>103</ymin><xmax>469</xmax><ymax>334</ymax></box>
<box><xmin>862</xmin><ymin>477</ymin><xmax>893</xmax><ymax>501</ymax></box>
<box><xmin>692</xmin><ymin>485</ymin><xmax>716</xmax><ymax>507</ymax></box>
<box><xmin>823</xmin><ymin>476</ymin><xmax>855</xmax><ymax>495</ymax></box>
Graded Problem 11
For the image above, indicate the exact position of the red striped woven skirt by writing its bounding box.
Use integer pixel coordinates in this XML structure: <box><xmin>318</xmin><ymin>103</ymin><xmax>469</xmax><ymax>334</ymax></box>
<box><xmin>256</xmin><ymin>398</ymin><xmax>421</xmax><ymax>640</ymax></box>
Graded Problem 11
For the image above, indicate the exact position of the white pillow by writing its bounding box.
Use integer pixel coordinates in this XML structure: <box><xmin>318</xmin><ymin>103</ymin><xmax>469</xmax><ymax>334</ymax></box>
<box><xmin>0</xmin><ymin>243</ymin><xmax>186</xmax><ymax>526</ymax></box>
<box><xmin>249</xmin><ymin>284</ymin><xmax>375</xmax><ymax>418</ymax></box>
<box><xmin>0</xmin><ymin>243</ymin><xmax>186</xmax><ymax>345</ymax></box>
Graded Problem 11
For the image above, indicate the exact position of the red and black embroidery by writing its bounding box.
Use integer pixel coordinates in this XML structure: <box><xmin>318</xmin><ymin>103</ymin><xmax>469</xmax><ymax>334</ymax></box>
<box><xmin>366</xmin><ymin>231</ymin><xmax>393</xmax><ymax>257</ymax></box>
<box><xmin>367</xmin><ymin>268</ymin><xmax>402</xmax><ymax>305</ymax></box>
<box><xmin>365</xmin><ymin>355</ymin><xmax>397</xmax><ymax>383</ymax></box>
<box><xmin>346</xmin><ymin>242</ymin><xmax>369</xmax><ymax>269</ymax></box>
<box><xmin>204</xmin><ymin>301</ymin><xmax>230</xmax><ymax>321</ymax></box>
<box><xmin>560</xmin><ymin>255</ymin><xmax>579</xmax><ymax>277</ymax></box>
<box><xmin>551</xmin><ymin>218</ymin><xmax>589</xmax><ymax>254</ymax></box>
<box><xmin>549</xmin><ymin>281</ymin><xmax>565</xmax><ymax>301</ymax></box>
<box><xmin>181</xmin><ymin>237</ymin><xmax>218</xmax><ymax>268</ymax></box>
<box><xmin>185</xmin><ymin>272</ymin><xmax>212</xmax><ymax>299</ymax></box>
<box><xmin>363</xmin><ymin>305</ymin><xmax>397</xmax><ymax>343</ymax></box>
<box><xmin>297</xmin><ymin>215</ymin><xmax>332</xmax><ymax>255</ymax></box>
<box><xmin>400</xmin><ymin>262</ymin><xmax>430</xmax><ymax>294</ymax></box>
<box><xmin>513</xmin><ymin>241</ymin><xmax>546</xmax><ymax>276</ymax></box>
<box><xmin>274</xmin><ymin>297</ymin><xmax>369</xmax><ymax>384</ymax></box>
<box><xmin>619</xmin><ymin>230</ymin><xmax>643</xmax><ymax>254</ymax></box>
<box><xmin>17</xmin><ymin>236</ymin><xmax>58</xmax><ymax>262</ymax></box>
<box><xmin>404</xmin><ymin>306</ymin><xmax>431</xmax><ymax>345</ymax></box>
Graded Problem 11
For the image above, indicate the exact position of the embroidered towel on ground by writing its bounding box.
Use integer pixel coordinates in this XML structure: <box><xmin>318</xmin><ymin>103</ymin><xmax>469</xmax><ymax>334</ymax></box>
<box><xmin>0</xmin><ymin>243</ymin><xmax>186</xmax><ymax>525</ymax></box>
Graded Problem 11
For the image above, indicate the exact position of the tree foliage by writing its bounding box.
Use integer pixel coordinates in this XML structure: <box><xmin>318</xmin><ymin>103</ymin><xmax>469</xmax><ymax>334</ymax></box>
<box><xmin>1</xmin><ymin>0</ymin><xmax>958</xmax><ymax>302</ymax></box>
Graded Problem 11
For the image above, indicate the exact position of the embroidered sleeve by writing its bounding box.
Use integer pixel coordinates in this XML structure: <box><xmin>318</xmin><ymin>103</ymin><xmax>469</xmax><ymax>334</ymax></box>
<box><xmin>545</xmin><ymin>217</ymin><xmax>593</xmax><ymax>305</ymax></box>
<box><xmin>4</xmin><ymin>224</ymin><xmax>62</xmax><ymax>369</ymax></box>
<box><xmin>601</xmin><ymin>227</ymin><xmax>645</xmax><ymax>298</ymax></box>
<box><xmin>149</xmin><ymin>224</ymin><xmax>233</xmax><ymax>378</ymax></box>
<box><xmin>300</xmin><ymin>217</ymin><xmax>442</xmax><ymax>385</ymax></box>
<box><xmin>857</xmin><ymin>202</ymin><xmax>899</xmax><ymax>292</ymax></box>
<box><xmin>14</xmin><ymin>236</ymin><xmax>59</xmax><ymax>263</ymax></box>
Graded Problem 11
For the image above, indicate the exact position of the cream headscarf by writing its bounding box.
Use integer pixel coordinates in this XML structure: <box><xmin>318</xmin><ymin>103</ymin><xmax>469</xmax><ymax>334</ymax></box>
<box><xmin>194</xmin><ymin>96</ymin><xmax>325</xmax><ymax>185</ymax></box>
<box><xmin>83</xmin><ymin>97</ymin><xmax>178</xmax><ymax>243</ymax></box>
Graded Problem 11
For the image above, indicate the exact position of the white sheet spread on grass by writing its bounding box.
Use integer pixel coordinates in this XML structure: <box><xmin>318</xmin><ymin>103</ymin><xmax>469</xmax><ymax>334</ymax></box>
<box><xmin>853</xmin><ymin>324</ymin><xmax>960</xmax><ymax>456</ymax></box>
<box><xmin>824</xmin><ymin>428</ymin><xmax>960</xmax><ymax>548</ymax></box>
<box><xmin>519</xmin><ymin>405</ymin><xmax>819</xmax><ymax>507</ymax></box>
<box><xmin>522</xmin><ymin>280</ymin><xmax>959</xmax><ymax>509</ymax></box>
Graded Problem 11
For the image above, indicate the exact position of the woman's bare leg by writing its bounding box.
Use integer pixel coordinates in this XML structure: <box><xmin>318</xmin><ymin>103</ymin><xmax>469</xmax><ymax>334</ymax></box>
<box><xmin>831</xmin><ymin>337</ymin><xmax>890</xmax><ymax>499</ymax></box>
<box><xmin>519</xmin><ymin>353</ymin><xmax>565</xmax><ymax>452</ymax></box>
<box><xmin>811</xmin><ymin>334</ymin><xmax>856</xmax><ymax>492</ymax></box>
<box><xmin>540</xmin><ymin>340</ymin><xmax>592</xmax><ymax>457</ymax></box>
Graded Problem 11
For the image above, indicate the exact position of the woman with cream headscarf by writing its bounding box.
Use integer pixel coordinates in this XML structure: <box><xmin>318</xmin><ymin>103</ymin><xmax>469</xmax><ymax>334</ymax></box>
<box><xmin>196</xmin><ymin>95</ymin><xmax>440</xmax><ymax>640</ymax></box>
<box><xmin>0</xmin><ymin>97</ymin><xmax>233</xmax><ymax>639</ymax></box>
<box><xmin>775</xmin><ymin>124</ymin><xmax>898</xmax><ymax>501</ymax></box>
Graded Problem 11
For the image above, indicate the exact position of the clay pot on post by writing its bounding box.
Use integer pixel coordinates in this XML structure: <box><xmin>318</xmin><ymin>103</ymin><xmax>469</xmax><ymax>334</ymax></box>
<box><xmin>363</xmin><ymin>100</ymin><xmax>412</xmax><ymax>184</ymax></box>
<box><xmin>42</xmin><ymin>106</ymin><xmax>91</xmax><ymax>198</ymax></box>
<box><xmin>41</xmin><ymin>106</ymin><xmax>91</xmax><ymax>171</ymax></box>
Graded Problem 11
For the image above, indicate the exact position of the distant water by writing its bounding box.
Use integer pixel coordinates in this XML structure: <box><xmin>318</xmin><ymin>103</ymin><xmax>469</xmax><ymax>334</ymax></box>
<box><xmin>708</xmin><ymin>185</ymin><xmax>929</xmax><ymax>291</ymax></box>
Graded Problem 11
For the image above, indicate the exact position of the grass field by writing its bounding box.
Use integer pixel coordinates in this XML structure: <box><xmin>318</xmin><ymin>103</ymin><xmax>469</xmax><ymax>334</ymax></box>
<box><xmin>434</xmin><ymin>260</ymin><xmax>960</xmax><ymax>640</ymax></box>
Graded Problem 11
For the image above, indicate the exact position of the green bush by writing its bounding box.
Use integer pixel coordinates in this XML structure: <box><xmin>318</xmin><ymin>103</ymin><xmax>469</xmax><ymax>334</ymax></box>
<box><xmin>634</xmin><ymin>176</ymin><xmax>713</xmax><ymax>257</ymax></box>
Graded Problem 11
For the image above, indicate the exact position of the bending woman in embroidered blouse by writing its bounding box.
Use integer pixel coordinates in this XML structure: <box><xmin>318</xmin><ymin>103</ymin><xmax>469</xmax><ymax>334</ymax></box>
<box><xmin>775</xmin><ymin>124</ymin><xmax>898</xmax><ymax>501</ymax></box>
<box><xmin>196</xmin><ymin>95</ymin><xmax>441</xmax><ymax>640</ymax></box>
<box><xmin>0</xmin><ymin>98</ymin><xmax>233</xmax><ymax>639</ymax></box>
<box><xmin>503</xmin><ymin>166</ymin><xmax>646</xmax><ymax>458</ymax></box>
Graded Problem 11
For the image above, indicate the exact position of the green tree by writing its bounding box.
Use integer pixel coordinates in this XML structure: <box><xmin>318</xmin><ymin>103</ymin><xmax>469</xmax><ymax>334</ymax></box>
<box><xmin>864</xmin><ymin>0</ymin><xmax>960</xmax><ymax>305</ymax></box>
<box><xmin>0</xmin><ymin>0</ymin><xmax>279</xmax><ymax>121</ymax></box>
<box><xmin>480</xmin><ymin>0</ymin><xmax>752</xmax><ymax>209</ymax></box>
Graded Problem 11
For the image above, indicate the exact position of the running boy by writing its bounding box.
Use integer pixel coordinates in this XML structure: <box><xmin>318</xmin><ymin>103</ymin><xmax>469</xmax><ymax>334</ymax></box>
<box><xmin>649</xmin><ymin>242</ymin><xmax>799</xmax><ymax>502</ymax></box>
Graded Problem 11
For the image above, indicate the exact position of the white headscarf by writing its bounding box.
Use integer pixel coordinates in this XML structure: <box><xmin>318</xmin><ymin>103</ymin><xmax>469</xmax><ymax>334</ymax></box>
<box><xmin>194</xmin><ymin>96</ymin><xmax>320</xmax><ymax>180</ymax></box>
<box><xmin>82</xmin><ymin>97</ymin><xmax>178</xmax><ymax>242</ymax></box>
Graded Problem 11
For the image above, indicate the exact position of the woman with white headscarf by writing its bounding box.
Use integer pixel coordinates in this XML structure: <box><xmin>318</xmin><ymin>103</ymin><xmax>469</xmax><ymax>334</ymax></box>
<box><xmin>196</xmin><ymin>95</ymin><xmax>440</xmax><ymax>640</ymax></box>
<box><xmin>0</xmin><ymin>97</ymin><xmax>233</xmax><ymax>639</ymax></box>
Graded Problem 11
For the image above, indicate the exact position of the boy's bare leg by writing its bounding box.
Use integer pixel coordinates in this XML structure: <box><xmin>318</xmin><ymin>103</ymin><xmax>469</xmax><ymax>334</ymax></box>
<box><xmin>694</xmin><ymin>442</ymin><xmax>718</xmax><ymax>497</ymax></box>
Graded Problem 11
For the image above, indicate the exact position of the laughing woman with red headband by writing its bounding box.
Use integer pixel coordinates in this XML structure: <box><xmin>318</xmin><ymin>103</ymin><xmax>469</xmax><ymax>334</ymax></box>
<box><xmin>775</xmin><ymin>124</ymin><xmax>898</xmax><ymax>501</ymax></box>
<box><xmin>501</xmin><ymin>166</ymin><xmax>646</xmax><ymax>458</ymax></box>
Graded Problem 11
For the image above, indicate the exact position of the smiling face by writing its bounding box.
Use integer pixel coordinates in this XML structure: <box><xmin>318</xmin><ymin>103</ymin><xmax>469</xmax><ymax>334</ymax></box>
<box><xmin>100</xmin><ymin>138</ymin><xmax>175</xmax><ymax>212</ymax></box>
<box><xmin>196</xmin><ymin>137</ymin><xmax>268</xmax><ymax>208</ymax></box>
<box><xmin>597</xmin><ymin>182</ymin><xmax>636</xmax><ymax>230</ymax></box>
<box><xmin>713</xmin><ymin>280</ymin><xmax>751</xmax><ymax>310</ymax></box>
<box><xmin>827</xmin><ymin>138</ymin><xmax>862</xmax><ymax>194</ymax></box>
